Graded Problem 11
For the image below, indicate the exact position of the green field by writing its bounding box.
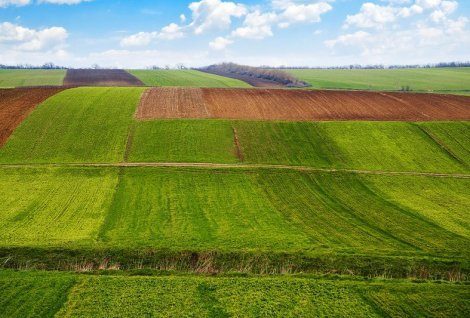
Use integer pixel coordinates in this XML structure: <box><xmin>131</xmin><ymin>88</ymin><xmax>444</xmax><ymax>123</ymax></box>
<box><xmin>128</xmin><ymin>69</ymin><xmax>251</xmax><ymax>87</ymax></box>
<box><xmin>1</xmin><ymin>167</ymin><xmax>468</xmax><ymax>261</ymax></box>
<box><xmin>288</xmin><ymin>67</ymin><xmax>470</xmax><ymax>93</ymax></box>
<box><xmin>0</xmin><ymin>271</ymin><xmax>468</xmax><ymax>318</ymax></box>
<box><xmin>0</xmin><ymin>69</ymin><xmax>66</xmax><ymax>88</ymax></box>
<box><xmin>0</xmin><ymin>85</ymin><xmax>469</xmax><ymax>316</ymax></box>
<box><xmin>128</xmin><ymin>120</ymin><xmax>469</xmax><ymax>173</ymax></box>
<box><xmin>0</xmin><ymin>87</ymin><xmax>145</xmax><ymax>163</ymax></box>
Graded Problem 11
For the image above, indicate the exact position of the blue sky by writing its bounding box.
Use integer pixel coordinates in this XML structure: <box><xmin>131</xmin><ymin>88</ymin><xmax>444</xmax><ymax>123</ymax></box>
<box><xmin>0</xmin><ymin>0</ymin><xmax>469</xmax><ymax>68</ymax></box>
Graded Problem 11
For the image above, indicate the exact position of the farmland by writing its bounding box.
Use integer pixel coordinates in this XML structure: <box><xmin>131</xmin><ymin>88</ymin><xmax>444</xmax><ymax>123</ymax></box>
<box><xmin>0</xmin><ymin>87</ymin><xmax>65</xmax><ymax>146</ymax></box>
<box><xmin>0</xmin><ymin>82</ymin><xmax>469</xmax><ymax>316</ymax></box>
<box><xmin>288</xmin><ymin>67</ymin><xmax>470</xmax><ymax>94</ymax></box>
<box><xmin>0</xmin><ymin>69</ymin><xmax>66</xmax><ymax>88</ymax></box>
<box><xmin>64</xmin><ymin>69</ymin><xmax>144</xmax><ymax>86</ymax></box>
<box><xmin>128</xmin><ymin>119</ymin><xmax>469</xmax><ymax>173</ymax></box>
<box><xmin>137</xmin><ymin>87</ymin><xmax>470</xmax><ymax>121</ymax></box>
<box><xmin>0</xmin><ymin>87</ymin><xmax>145</xmax><ymax>163</ymax></box>
<box><xmin>129</xmin><ymin>69</ymin><xmax>251</xmax><ymax>88</ymax></box>
<box><xmin>1</xmin><ymin>271</ymin><xmax>468</xmax><ymax>318</ymax></box>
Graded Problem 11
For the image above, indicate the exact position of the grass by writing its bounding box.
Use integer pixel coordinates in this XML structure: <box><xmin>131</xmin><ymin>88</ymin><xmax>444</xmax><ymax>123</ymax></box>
<box><xmin>0</xmin><ymin>69</ymin><xmax>66</xmax><ymax>88</ymax></box>
<box><xmin>0</xmin><ymin>167</ymin><xmax>118</xmax><ymax>247</ymax></box>
<box><xmin>287</xmin><ymin>67</ymin><xmax>470</xmax><ymax>93</ymax></box>
<box><xmin>128</xmin><ymin>120</ymin><xmax>468</xmax><ymax>173</ymax></box>
<box><xmin>0</xmin><ymin>270</ymin><xmax>468</xmax><ymax>318</ymax></box>
<box><xmin>129</xmin><ymin>120</ymin><xmax>238</xmax><ymax>163</ymax></box>
<box><xmin>0</xmin><ymin>87</ymin><xmax>145</xmax><ymax>163</ymax></box>
<box><xmin>0</xmin><ymin>271</ymin><xmax>76</xmax><ymax>318</ymax></box>
<box><xmin>128</xmin><ymin>69</ymin><xmax>252</xmax><ymax>87</ymax></box>
<box><xmin>0</xmin><ymin>166</ymin><xmax>468</xmax><ymax>261</ymax></box>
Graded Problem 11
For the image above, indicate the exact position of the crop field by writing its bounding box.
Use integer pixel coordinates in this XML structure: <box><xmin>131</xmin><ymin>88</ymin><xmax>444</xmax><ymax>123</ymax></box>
<box><xmin>0</xmin><ymin>271</ymin><xmax>468</xmax><ymax>318</ymax></box>
<box><xmin>137</xmin><ymin>87</ymin><xmax>470</xmax><ymax>121</ymax></box>
<box><xmin>128</xmin><ymin>120</ymin><xmax>468</xmax><ymax>173</ymax></box>
<box><xmin>128</xmin><ymin>69</ymin><xmax>251</xmax><ymax>88</ymax></box>
<box><xmin>287</xmin><ymin>67</ymin><xmax>470</xmax><ymax>94</ymax></box>
<box><xmin>63</xmin><ymin>69</ymin><xmax>144</xmax><ymax>86</ymax></box>
<box><xmin>0</xmin><ymin>83</ymin><xmax>469</xmax><ymax>316</ymax></box>
<box><xmin>0</xmin><ymin>166</ymin><xmax>468</xmax><ymax>261</ymax></box>
<box><xmin>0</xmin><ymin>88</ymin><xmax>65</xmax><ymax>146</ymax></box>
<box><xmin>0</xmin><ymin>69</ymin><xmax>66</xmax><ymax>88</ymax></box>
<box><xmin>0</xmin><ymin>87</ymin><xmax>145</xmax><ymax>163</ymax></box>
<box><xmin>199</xmin><ymin>69</ymin><xmax>285</xmax><ymax>87</ymax></box>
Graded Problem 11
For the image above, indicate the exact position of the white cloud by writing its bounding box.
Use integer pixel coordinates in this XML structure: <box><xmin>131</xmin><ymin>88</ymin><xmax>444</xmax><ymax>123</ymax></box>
<box><xmin>209</xmin><ymin>36</ymin><xmax>233</xmax><ymax>50</ymax></box>
<box><xmin>1</xmin><ymin>0</ymin><xmax>91</xmax><ymax>7</ymax></box>
<box><xmin>37</xmin><ymin>0</ymin><xmax>92</xmax><ymax>4</ymax></box>
<box><xmin>231</xmin><ymin>10</ymin><xmax>277</xmax><ymax>39</ymax></box>
<box><xmin>120</xmin><ymin>31</ymin><xmax>157</xmax><ymax>47</ymax></box>
<box><xmin>325</xmin><ymin>31</ymin><xmax>371</xmax><ymax>48</ymax></box>
<box><xmin>345</xmin><ymin>3</ymin><xmax>397</xmax><ymax>28</ymax></box>
<box><xmin>157</xmin><ymin>23</ymin><xmax>184</xmax><ymax>40</ymax></box>
<box><xmin>120</xmin><ymin>23</ymin><xmax>184</xmax><ymax>47</ymax></box>
<box><xmin>279</xmin><ymin>1</ymin><xmax>332</xmax><ymax>25</ymax></box>
<box><xmin>0</xmin><ymin>22</ymin><xmax>67</xmax><ymax>51</ymax></box>
<box><xmin>230</xmin><ymin>1</ymin><xmax>332</xmax><ymax>41</ymax></box>
<box><xmin>189</xmin><ymin>0</ymin><xmax>247</xmax><ymax>34</ymax></box>
<box><xmin>0</xmin><ymin>0</ymin><xmax>30</xmax><ymax>7</ymax></box>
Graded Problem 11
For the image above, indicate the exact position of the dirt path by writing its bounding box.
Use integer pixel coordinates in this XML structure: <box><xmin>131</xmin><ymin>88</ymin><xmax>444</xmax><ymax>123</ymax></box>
<box><xmin>1</xmin><ymin>162</ymin><xmax>468</xmax><ymax>179</ymax></box>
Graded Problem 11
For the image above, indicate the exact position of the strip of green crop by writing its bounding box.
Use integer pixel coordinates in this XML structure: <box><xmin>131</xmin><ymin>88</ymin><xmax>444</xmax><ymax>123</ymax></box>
<box><xmin>1</xmin><ymin>270</ymin><xmax>468</xmax><ymax>318</ymax></box>
<box><xmin>287</xmin><ymin>67</ymin><xmax>470</xmax><ymax>93</ymax></box>
<box><xmin>127</xmin><ymin>120</ymin><xmax>469</xmax><ymax>173</ymax></box>
<box><xmin>0</xmin><ymin>69</ymin><xmax>66</xmax><ymax>88</ymax></box>
<box><xmin>0</xmin><ymin>167</ymin><xmax>118</xmax><ymax>247</ymax></box>
<box><xmin>0</xmin><ymin>271</ymin><xmax>76</xmax><ymax>318</ymax></box>
<box><xmin>128</xmin><ymin>69</ymin><xmax>251</xmax><ymax>87</ymax></box>
<box><xmin>0</xmin><ymin>167</ymin><xmax>468</xmax><ymax>262</ymax></box>
<box><xmin>0</xmin><ymin>87</ymin><xmax>145</xmax><ymax>163</ymax></box>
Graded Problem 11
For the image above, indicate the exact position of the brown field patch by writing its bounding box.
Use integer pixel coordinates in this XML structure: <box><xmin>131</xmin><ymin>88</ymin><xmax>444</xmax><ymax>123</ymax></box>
<box><xmin>0</xmin><ymin>87</ymin><xmax>65</xmax><ymax>146</ymax></box>
<box><xmin>137</xmin><ymin>88</ymin><xmax>470</xmax><ymax>121</ymax></box>
<box><xmin>64</xmin><ymin>69</ymin><xmax>144</xmax><ymax>86</ymax></box>
<box><xmin>200</xmin><ymin>69</ymin><xmax>284</xmax><ymax>88</ymax></box>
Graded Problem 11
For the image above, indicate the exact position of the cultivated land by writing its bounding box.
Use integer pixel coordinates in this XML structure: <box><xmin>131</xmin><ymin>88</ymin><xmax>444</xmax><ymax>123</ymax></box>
<box><xmin>288</xmin><ymin>67</ymin><xmax>470</xmax><ymax>94</ymax></box>
<box><xmin>1</xmin><ymin>271</ymin><xmax>468</xmax><ymax>318</ymax></box>
<box><xmin>128</xmin><ymin>69</ymin><xmax>251</xmax><ymax>88</ymax></box>
<box><xmin>0</xmin><ymin>87</ymin><xmax>145</xmax><ymax>163</ymax></box>
<box><xmin>0</xmin><ymin>87</ymin><xmax>65</xmax><ymax>146</ymax></box>
<box><xmin>63</xmin><ymin>69</ymin><xmax>144</xmax><ymax>86</ymax></box>
<box><xmin>137</xmin><ymin>87</ymin><xmax>470</xmax><ymax>121</ymax></box>
<box><xmin>0</xmin><ymin>69</ymin><xmax>66</xmax><ymax>88</ymax></box>
<box><xmin>199</xmin><ymin>69</ymin><xmax>285</xmax><ymax>87</ymax></box>
<box><xmin>0</xmin><ymin>85</ymin><xmax>469</xmax><ymax>316</ymax></box>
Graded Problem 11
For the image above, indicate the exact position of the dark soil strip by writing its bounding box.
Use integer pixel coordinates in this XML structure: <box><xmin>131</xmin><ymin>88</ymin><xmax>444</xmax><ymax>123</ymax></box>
<box><xmin>64</xmin><ymin>69</ymin><xmax>144</xmax><ymax>86</ymax></box>
<box><xmin>232</xmin><ymin>127</ymin><xmax>244</xmax><ymax>162</ymax></box>
<box><xmin>200</xmin><ymin>69</ymin><xmax>285</xmax><ymax>88</ymax></box>
<box><xmin>0</xmin><ymin>87</ymin><xmax>65</xmax><ymax>146</ymax></box>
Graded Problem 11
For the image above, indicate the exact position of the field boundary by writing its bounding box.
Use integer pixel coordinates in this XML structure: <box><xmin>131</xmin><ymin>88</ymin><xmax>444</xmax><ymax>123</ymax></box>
<box><xmin>0</xmin><ymin>247</ymin><xmax>467</xmax><ymax>280</ymax></box>
<box><xmin>1</xmin><ymin>162</ymin><xmax>469</xmax><ymax>179</ymax></box>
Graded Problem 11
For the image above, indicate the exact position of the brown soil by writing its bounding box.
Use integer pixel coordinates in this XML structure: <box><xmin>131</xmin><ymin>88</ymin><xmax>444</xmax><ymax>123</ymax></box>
<box><xmin>64</xmin><ymin>69</ymin><xmax>144</xmax><ymax>86</ymax></box>
<box><xmin>200</xmin><ymin>69</ymin><xmax>285</xmax><ymax>88</ymax></box>
<box><xmin>136</xmin><ymin>88</ymin><xmax>470</xmax><ymax>121</ymax></box>
<box><xmin>0</xmin><ymin>87</ymin><xmax>65</xmax><ymax>146</ymax></box>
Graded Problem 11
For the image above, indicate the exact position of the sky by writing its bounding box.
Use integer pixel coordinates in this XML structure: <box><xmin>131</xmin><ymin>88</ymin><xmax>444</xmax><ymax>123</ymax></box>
<box><xmin>0</xmin><ymin>0</ymin><xmax>469</xmax><ymax>68</ymax></box>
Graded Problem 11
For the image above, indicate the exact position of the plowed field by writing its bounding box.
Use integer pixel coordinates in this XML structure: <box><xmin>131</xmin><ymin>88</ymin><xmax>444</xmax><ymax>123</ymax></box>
<box><xmin>200</xmin><ymin>69</ymin><xmax>284</xmax><ymax>87</ymax></box>
<box><xmin>137</xmin><ymin>88</ymin><xmax>470</xmax><ymax>121</ymax></box>
<box><xmin>64</xmin><ymin>69</ymin><xmax>144</xmax><ymax>86</ymax></box>
<box><xmin>0</xmin><ymin>87</ymin><xmax>64</xmax><ymax>146</ymax></box>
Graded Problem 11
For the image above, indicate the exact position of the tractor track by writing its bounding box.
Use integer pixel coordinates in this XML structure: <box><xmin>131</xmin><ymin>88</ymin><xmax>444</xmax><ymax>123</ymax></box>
<box><xmin>1</xmin><ymin>162</ymin><xmax>469</xmax><ymax>179</ymax></box>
